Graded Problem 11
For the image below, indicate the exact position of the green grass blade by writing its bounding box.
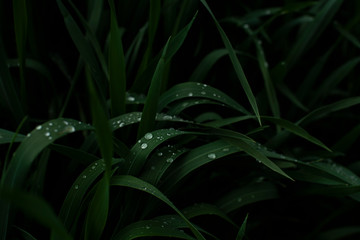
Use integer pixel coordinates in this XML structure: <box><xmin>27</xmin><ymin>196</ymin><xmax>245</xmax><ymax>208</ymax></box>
<box><xmin>84</xmin><ymin>178</ymin><xmax>109</xmax><ymax>240</ymax></box>
<box><xmin>112</xmin><ymin>217</ymin><xmax>195</xmax><ymax>240</ymax></box>
<box><xmin>0</xmin><ymin>129</ymin><xmax>25</xmax><ymax>144</ymax></box>
<box><xmin>309</xmin><ymin>57</ymin><xmax>360</xmax><ymax>106</ymax></box>
<box><xmin>188</xmin><ymin>49</ymin><xmax>228</xmax><ymax>83</ymax></box>
<box><xmin>217</xmin><ymin>182</ymin><xmax>279</xmax><ymax>213</ymax></box>
<box><xmin>263</xmin><ymin>116</ymin><xmax>332</xmax><ymax>151</ymax></box>
<box><xmin>335</xmin><ymin>21</ymin><xmax>360</xmax><ymax>49</ymax></box>
<box><xmin>0</xmin><ymin>188</ymin><xmax>72</xmax><ymax>240</ymax></box>
<box><xmin>14</xmin><ymin>226</ymin><xmax>38</xmax><ymax>240</ymax></box>
<box><xmin>0</xmin><ymin>37</ymin><xmax>24</xmax><ymax>123</ymax></box>
<box><xmin>13</xmin><ymin>0</ymin><xmax>27</xmax><ymax>107</ymax></box>
<box><xmin>236</xmin><ymin>214</ymin><xmax>248</xmax><ymax>240</ymax></box>
<box><xmin>108</xmin><ymin>0</ymin><xmax>126</xmax><ymax>117</ymax></box>
<box><xmin>56</xmin><ymin>0</ymin><xmax>107</xmax><ymax>97</ymax></box>
<box><xmin>286</xmin><ymin>0</ymin><xmax>343</xmax><ymax>70</ymax></box>
<box><xmin>158</xmin><ymin>82</ymin><xmax>251</xmax><ymax>115</ymax></box>
<box><xmin>316</xmin><ymin>226</ymin><xmax>360</xmax><ymax>240</ymax></box>
<box><xmin>111</xmin><ymin>175</ymin><xmax>206</xmax><ymax>240</ymax></box>
<box><xmin>276</xmin><ymin>83</ymin><xmax>309</xmax><ymax>112</ymax></box>
<box><xmin>332</xmin><ymin>123</ymin><xmax>360</xmax><ymax>153</ymax></box>
<box><xmin>297</xmin><ymin>96</ymin><xmax>360</xmax><ymax>125</ymax></box>
<box><xmin>137</xmin><ymin>38</ymin><xmax>170</xmax><ymax>139</ymax></box>
<box><xmin>200</xmin><ymin>0</ymin><xmax>261</xmax><ymax>125</ymax></box>
<box><xmin>59</xmin><ymin>158</ymin><xmax>122</xmax><ymax>231</ymax></box>
<box><xmin>87</xmin><ymin>0</ymin><xmax>103</xmax><ymax>33</ymax></box>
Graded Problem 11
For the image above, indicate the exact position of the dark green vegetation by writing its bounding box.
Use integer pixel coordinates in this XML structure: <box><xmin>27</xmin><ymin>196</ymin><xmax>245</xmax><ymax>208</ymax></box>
<box><xmin>1</xmin><ymin>0</ymin><xmax>360</xmax><ymax>239</ymax></box>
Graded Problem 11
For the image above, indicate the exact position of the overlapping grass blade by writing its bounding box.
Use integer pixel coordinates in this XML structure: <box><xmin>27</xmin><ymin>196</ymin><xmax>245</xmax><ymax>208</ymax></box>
<box><xmin>85</xmin><ymin>67</ymin><xmax>113</xmax><ymax>239</ymax></box>
<box><xmin>111</xmin><ymin>175</ymin><xmax>206</xmax><ymax>240</ymax></box>
<box><xmin>286</xmin><ymin>0</ymin><xmax>343</xmax><ymax>70</ymax></box>
<box><xmin>332</xmin><ymin>123</ymin><xmax>360</xmax><ymax>153</ymax></box>
<box><xmin>112</xmin><ymin>216</ymin><xmax>195</xmax><ymax>240</ymax></box>
<box><xmin>0</xmin><ymin>188</ymin><xmax>72</xmax><ymax>240</ymax></box>
<box><xmin>316</xmin><ymin>226</ymin><xmax>360</xmax><ymax>240</ymax></box>
<box><xmin>217</xmin><ymin>182</ymin><xmax>279</xmax><ymax>213</ymax></box>
<box><xmin>57</xmin><ymin>0</ymin><xmax>107</xmax><ymax>97</ymax></box>
<box><xmin>188</xmin><ymin>49</ymin><xmax>228</xmax><ymax>83</ymax></box>
<box><xmin>49</xmin><ymin>144</ymin><xmax>99</xmax><ymax>166</ymax></box>
<box><xmin>137</xmin><ymin>38</ymin><xmax>170</xmax><ymax>138</ymax></box>
<box><xmin>0</xmin><ymin>129</ymin><xmax>25</xmax><ymax>144</ymax></box>
<box><xmin>263</xmin><ymin>116</ymin><xmax>331</xmax><ymax>151</ymax></box>
<box><xmin>182</xmin><ymin>203</ymin><xmax>237</xmax><ymax>227</ymax></box>
<box><xmin>335</xmin><ymin>21</ymin><xmax>360</xmax><ymax>49</ymax></box>
<box><xmin>59</xmin><ymin>158</ymin><xmax>122</xmax><ymax>231</ymax></box>
<box><xmin>13</xmin><ymin>0</ymin><xmax>27</xmax><ymax>107</ymax></box>
<box><xmin>108</xmin><ymin>0</ymin><xmax>126</xmax><ymax>117</ymax></box>
<box><xmin>298</xmin><ymin>96</ymin><xmax>360</xmax><ymax>125</ymax></box>
<box><xmin>0</xmin><ymin>37</ymin><xmax>24</xmax><ymax>123</ymax></box>
<box><xmin>14</xmin><ymin>226</ymin><xmax>37</xmax><ymax>240</ymax></box>
<box><xmin>127</xmin><ymin>129</ymin><xmax>187</xmax><ymax>175</ymax></box>
<box><xmin>200</xmin><ymin>0</ymin><xmax>261</xmax><ymax>125</ymax></box>
<box><xmin>158</xmin><ymin>82</ymin><xmax>250</xmax><ymax>115</ymax></box>
<box><xmin>276</xmin><ymin>83</ymin><xmax>309</xmax><ymax>112</ymax></box>
<box><xmin>236</xmin><ymin>214</ymin><xmax>248</xmax><ymax>240</ymax></box>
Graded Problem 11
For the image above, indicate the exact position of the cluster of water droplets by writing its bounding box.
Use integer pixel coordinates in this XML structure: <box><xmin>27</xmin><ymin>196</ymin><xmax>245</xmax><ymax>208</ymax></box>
<box><xmin>73</xmin><ymin>160</ymin><xmax>105</xmax><ymax>191</ymax></box>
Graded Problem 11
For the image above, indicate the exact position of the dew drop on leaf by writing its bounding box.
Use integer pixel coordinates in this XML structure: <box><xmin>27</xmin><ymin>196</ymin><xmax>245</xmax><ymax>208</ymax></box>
<box><xmin>166</xmin><ymin>158</ymin><xmax>174</xmax><ymax>163</ymax></box>
<box><xmin>207</xmin><ymin>153</ymin><xmax>216</xmax><ymax>159</ymax></box>
<box><xmin>74</xmin><ymin>185</ymin><xmax>79</xmax><ymax>190</ymax></box>
<box><xmin>144</xmin><ymin>133</ymin><xmax>153</xmax><ymax>140</ymax></box>
<box><xmin>188</xmin><ymin>92</ymin><xmax>193</xmax><ymax>97</ymax></box>
<box><xmin>36</xmin><ymin>125</ymin><xmax>42</xmax><ymax>130</ymax></box>
<box><xmin>45</xmin><ymin>132</ymin><xmax>50</xmax><ymax>137</ymax></box>
<box><xmin>141</xmin><ymin>143</ymin><xmax>148</xmax><ymax>149</ymax></box>
<box><xmin>157</xmin><ymin>152</ymin><xmax>163</xmax><ymax>157</ymax></box>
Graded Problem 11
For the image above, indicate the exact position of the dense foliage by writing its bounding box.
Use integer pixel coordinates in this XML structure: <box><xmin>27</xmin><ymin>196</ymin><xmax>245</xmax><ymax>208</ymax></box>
<box><xmin>1</xmin><ymin>0</ymin><xmax>360</xmax><ymax>239</ymax></box>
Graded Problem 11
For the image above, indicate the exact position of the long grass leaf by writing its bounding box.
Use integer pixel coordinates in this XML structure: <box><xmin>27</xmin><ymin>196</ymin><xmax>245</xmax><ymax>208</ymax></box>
<box><xmin>200</xmin><ymin>0</ymin><xmax>261</xmax><ymax>125</ymax></box>
<box><xmin>158</xmin><ymin>82</ymin><xmax>250</xmax><ymax>115</ymax></box>
<box><xmin>108</xmin><ymin>0</ymin><xmax>126</xmax><ymax>117</ymax></box>
<box><xmin>236</xmin><ymin>214</ymin><xmax>248</xmax><ymax>240</ymax></box>
<box><xmin>137</xmin><ymin>38</ymin><xmax>171</xmax><ymax>139</ymax></box>
<box><xmin>0</xmin><ymin>188</ymin><xmax>72</xmax><ymax>240</ymax></box>
<box><xmin>0</xmin><ymin>129</ymin><xmax>25</xmax><ymax>144</ymax></box>
<box><xmin>111</xmin><ymin>175</ymin><xmax>206</xmax><ymax>240</ymax></box>
<box><xmin>263</xmin><ymin>116</ymin><xmax>332</xmax><ymax>151</ymax></box>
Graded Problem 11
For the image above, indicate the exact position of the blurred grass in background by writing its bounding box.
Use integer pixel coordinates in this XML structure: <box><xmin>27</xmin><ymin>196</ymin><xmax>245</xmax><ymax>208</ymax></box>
<box><xmin>1</xmin><ymin>0</ymin><xmax>360</xmax><ymax>239</ymax></box>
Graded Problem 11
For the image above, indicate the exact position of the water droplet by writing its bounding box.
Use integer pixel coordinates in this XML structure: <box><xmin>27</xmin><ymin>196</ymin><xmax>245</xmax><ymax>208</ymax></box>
<box><xmin>27</xmin><ymin>133</ymin><xmax>31</xmax><ymax>137</ymax></box>
<box><xmin>144</xmin><ymin>133</ymin><xmax>153</xmax><ymax>140</ymax></box>
<box><xmin>163</xmin><ymin>115</ymin><xmax>173</xmax><ymax>120</ymax></box>
<box><xmin>141</xmin><ymin>143</ymin><xmax>148</xmax><ymax>149</ymax></box>
<box><xmin>119</xmin><ymin>122</ymin><xmax>125</xmax><ymax>127</ymax></box>
<box><xmin>64</xmin><ymin>125</ymin><xmax>75</xmax><ymax>133</ymax></box>
<box><xmin>188</xmin><ymin>92</ymin><xmax>193</xmax><ymax>97</ymax></box>
<box><xmin>48</xmin><ymin>136</ymin><xmax>53</xmax><ymax>140</ymax></box>
<box><xmin>82</xmin><ymin>175</ymin><xmax>87</xmax><ymax>179</ymax></box>
<box><xmin>54</xmin><ymin>129</ymin><xmax>58</xmax><ymax>132</ymax></box>
<box><xmin>243</xmin><ymin>24</ymin><xmax>249</xmax><ymax>29</ymax></box>
<box><xmin>157</xmin><ymin>152</ymin><xmax>163</xmax><ymax>157</ymax></box>
<box><xmin>265</xmin><ymin>9</ymin><xmax>271</xmax><ymax>15</ymax></box>
<box><xmin>151</xmin><ymin>166</ymin><xmax>156</xmax><ymax>170</ymax></box>
<box><xmin>222</xmin><ymin>148</ymin><xmax>229</xmax><ymax>152</ymax></box>
<box><xmin>237</xmin><ymin>197</ymin><xmax>242</xmax><ymax>202</ymax></box>
<box><xmin>45</xmin><ymin>132</ymin><xmax>50</xmax><ymax>137</ymax></box>
<box><xmin>201</xmin><ymin>91</ymin><xmax>206</xmax><ymax>95</ymax></box>
<box><xmin>280</xmin><ymin>154</ymin><xmax>286</xmax><ymax>159</ymax></box>
<box><xmin>36</xmin><ymin>125</ymin><xmax>42</xmax><ymax>130</ymax></box>
<box><xmin>175</xmin><ymin>94</ymin><xmax>179</xmax><ymax>97</ymax></box>
<box><xmin>166</xmin><ymin>158</ymin><xmax>174</xmax><ymax>163</ymax></box>
<box><xmin>94</xmin><ymin>162</ymin><xmax>98</xmax><ymax>165</ymax></box>
<box><xmin>74</xmin><ymin>185</ymin><xmax>79</xmax><ymax>190</ymax></box>
<box><xmin>264</xmin><ymin>61</ymin><xmax>269</xmax><ymax>68</ymax></box>
<box><xmin>91</xmin><ymin>165</ymin><xmax>96</xmax><ymax>170</ymax></box>
<box><xmin>63</xmin><ymin>121</ymin><xmax>69</xmax><ymax>125</ymax></box>
<box><xmin>137</xmin><ymin>117</ymin><xmax>141</xmax><ymax>121</ymax></box>
<box><xmin>196</xmin><ymin>83</ymin><xmax>201</xmax><ymax>86</ymax></box>
<box><xmin>49</xmin><ymin>123</ymin><xmax>53</xmax><ymax>126</ymax></box>
<box><xmin>145</xmin><ymin>225</ymin><xmax>150</xmax><ymax>230</ymax></box>
<box><xmin>127</xmin><ymin>96</ymin><xmax>135</xmax><ymax>101</ymax></box>
<box><xmin>207</xmin><ymin>153</ymin><xmax>216</xmax><ymax>159</ymax></box>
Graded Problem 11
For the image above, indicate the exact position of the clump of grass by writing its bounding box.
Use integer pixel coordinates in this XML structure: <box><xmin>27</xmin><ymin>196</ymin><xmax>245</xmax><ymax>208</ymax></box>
<box><xmin>1</xmin><ymin>0</ymin><xmax>360</xmax><ymax>239</ymax></box>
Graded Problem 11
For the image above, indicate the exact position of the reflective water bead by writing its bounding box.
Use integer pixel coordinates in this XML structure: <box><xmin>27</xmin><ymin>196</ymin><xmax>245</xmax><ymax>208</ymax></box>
<box><xmin>207</xmin><ymin>153</ymin><xmax>216</xmax><ymax>159</ymax></box>
<box><xmin>63</xmin><ymin>121</ymin><xmax>69</xmax><ymax>125</ymax></box>
<box><xmin>74</xmin><ymin>185</ymin><xmax>79</xmax><ymax>190</ymax></box>
<box><xmin>157</xmin><ymin>152</ymin><xmax>163</xmax><ymax>157</ymax></box>
<box><xmin>222</xmin><ymin>148</ymin><xmax>229</xmax><ymax>152</ymax></box>
<box><xmin>144</xmin><ymin>133</ymin><xmax>153</xmax><ymax>140</ymax></box>
<box><xmin>188</xmin><ymin>92</ymin><xmax>193</xmax><ymax>97</ymax></box>
<box><xmin>119</xmin><ymin>122</ymin><xmax>125</xmax><ymax>127</ymax></box>
<box><xmin>64</xmin><ymin>125</ymin><xmax>75</xmax><ymax>133</ymax></box>
<box><xmin>166</xmin><ymin>158</ymin><xmax>174</xmax><ymax>163</ymax></box>
<box><xmin>145</xmin><ymin>225</ymin><xmax>150</xmax><ymax>230</ymax></box>
<box><xmin>45</xmin><ymin>132</ymin><xmax>50</xmax><ymax>137</ymax></box>
<box><xmin>49</xmin><ymin>123</ymin><xmax>53</xmax><ymax>126</ymax></box>
<box><xmin>127</xmin><ymin>96</ymin><xmax>135</xmax><ymax>101</ymax></box>
<box><xmin>36</xmin><ymin>125</ymin><xmax>42</xmax><ymax>130</ymax></box>
<box><xmin>27</xmin><ymin>133</ymin><xmax>31</xmax><ymax>137</ymax></box>
<box><xmin>201</xmin><ymin>91</ymin><xmax>206</xmax><ymax>95</ymax></box>
<box><xmin>82</xmin><ymin>175</ymin><xmax>87</xmax><ymax>179</ymax></box>
<box><xmin>141</xmin><ymin>143</ymin><xmax>148</xmax><ymax>149</ymax></box>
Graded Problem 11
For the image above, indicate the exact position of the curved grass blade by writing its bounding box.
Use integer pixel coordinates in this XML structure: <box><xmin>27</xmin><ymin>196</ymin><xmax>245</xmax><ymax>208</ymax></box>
<box><xmin>166</xmin><ymin>98</ymin><xmax>226</xmax><ymax>116</ymax></box>
<box><xmin>0</xmin><ymin>188</ymin><xmax>72</xmax><ymax>240</ymax></box>
<box><xmin>332</xmin><ymin>123</ymin><xmax>360</xmax><ymax>153</ymax></box>
<box><xmin>14</xmin><ymin>226</ymin><xmax>37</xmax><ymax>240</ymax></box>
<box><xmin>262</xmin><ymin>116</ymin><xmax>332</xmax><ymax>152</ymax></box>
<box><xmin>298</xmin><ymin>97</ymin><xmax>360</xmax><ymax>125</ymax></box>
<box><xmin>13</xmin><ymin>0</ymin><xmax>27</xmax><ymax>107</ymax></box>
<box><xmin>216</xmin><ymin>182</ymin><xmax>279</xmax><ymax>213</ymax></box>
<box><xmin>59</xmin><ymin>158</ymin><xmax>122</xmax><ymax>231</ymax></box>
<box><xmin>127</xmin><ymin>128</ymin><xmax>187</xmax><ymax>175</ymax></box>
<box><xmin>316</xmin><ymin>226</ymin><xmax>360</xmax><ymax>240</ymax></box>
<box><xmin>158</xmin><ymin>82</ymin><xmax>250</xmax><ymax>115</ymax></box>
<box><xmin>310</xmin><ymin>57</ymin><xmax>360</xmax><ymax>106</ymax></box>
<box><xmin>108</xmin><ymin>0</ymin><xmax>126</xmax><ymax>117</ymax></box>
<box><xmin>335</xmin><ymin>21</ymin><xmax>360</xmax><ymax>49</ymax></box>
<box><xmin>182</xmin><ymin>203</ymin><xmax>237</xmax><ymax>227</ymax></box>
<box><xmin>111</xmin><ymin>175</ymin><xmax>206</xmax><ymax>240</ymax></box>
<box><xmin>236</xmin><ymin>214</ymin><xmax>248</xmax><ymax>240</ymax></box>
<box><xmin>111</xmin><ymin>216</ymin><xmax>195</xmax><ymax>240</ymax></box>
<box><xmin>49</xmin><ymin>144</ymin><xmax>99</xmax><ymax>166</ymax></box>
<box><xmin>0</xmin><ymin>119</ymin><xmax>92</xmax><ymax>239</ymax></box>
<box><xmin>162</xmin><ymin>140</ymin><xmax>240</xmax><ymax>191</ymax></box>
<box><xmin>137</xmin><ymin>38</ymin><xmax>171</xmax><ymax>139</ymax></box>
<box><xmin>188</xmin><ymin>49</ymin><xmax>228</xmax><ymax>83</ymax></box>
<box><xmin>0</xmin><ymin>37</ymin><xmax>24</xmax><ymax>123</ymax></box>
<box><xmin>0</xmin><ymin>129</ymin><xmax>25</xmax><ymax>144</ymax></box>
<box><xmin>200</xmin><ymin>0</ymin><xmax>261</xmax><ymax>125</ymax></box>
